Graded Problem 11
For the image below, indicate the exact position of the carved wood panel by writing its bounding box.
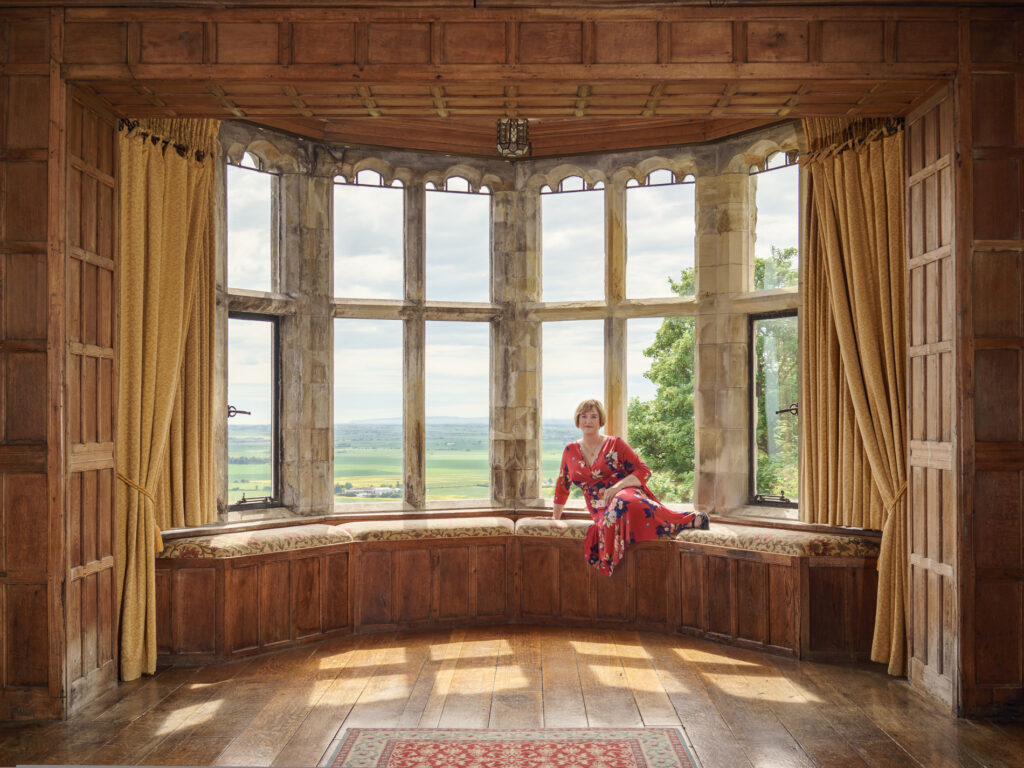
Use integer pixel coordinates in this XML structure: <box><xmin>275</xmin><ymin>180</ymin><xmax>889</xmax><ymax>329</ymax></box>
<box><xmin>960</xmin><ymin>18</ymin><xmax>1024</xmax><ymax>715</ymax></box>
<box><xmin>0</xmin><ymin>12</ymin><xmax>64</xmax><ymax>720</ymax></box>
<box><xmin>65</xmin><ymin>89</ymin><xmax>118</xmax><ymax>712</ymax></box>
<box><xmin>57</xmin><ymin>7</ymin><xmax>954</xmax><ymax>156</ymax></box>
<box><xmin>906</xmin><ymin>85</ymin><xmax>957</xmax><ymax>708</ymax></box>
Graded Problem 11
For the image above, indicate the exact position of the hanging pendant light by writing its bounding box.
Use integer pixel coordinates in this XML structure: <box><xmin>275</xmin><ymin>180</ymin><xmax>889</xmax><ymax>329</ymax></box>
<box><xmin>496</xmin><ymin>118</ymin><xmax>531</xmax><ymax>158</ymax></box>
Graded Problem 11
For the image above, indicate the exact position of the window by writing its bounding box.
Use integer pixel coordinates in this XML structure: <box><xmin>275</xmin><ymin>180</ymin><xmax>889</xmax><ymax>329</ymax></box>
<box><xmin>750</xmin><ymin>312</ymin><xmax>799</xmax><ymax>506</ymax></box>
<box><xmin>227</xmin><ymin>315</ymin><xmax>278</xmax><ymax>507</ymax></box>
<box><xmin>226</xmin><ymin>153</ymin><xmax>273</xmax><ymax>292</ymax></box>
<box><xmin>626</xmin><ymin>171</ymin><xmax>695</xmax><ymax>299</ymax></box>
<box><xmin>333</xmin><ymin>319</ymin><xmax>403</xmax><ymax>503</ymax></box>
<box><xmin>627</xmin><ymin>316</ymin><xmax>695</xmax><ymax>503</ymax></box>
<box><xmin>752</xmin><ymin>152</ymin><xmax>800</xmax><ymax>291</ymax></box>
<box><xmin>219</xmin><ymin>123</ymin><xmax>804</xmax><ymax>522</ymax></box>
<box><xmin>334</xmin><ymin>171</ymin><xmax>404</xmax><ymax>299</ymax></box>
<box><xmin>425</xmin><ymin>321</ymin><xmax>490</xmax><ymax>500</ymax></box>
<box><xmin>542</xmin><ymin>320</ymin><xmax>604</xmax><ymax>500</ymax></box>
<box><xmin>426</xmin><ymin>179</ymin><xmax>490</xmax><ymax>302</ymax></box>
<box><xmin>542</xmin><ymin>177</ymin><xmax>604</xmax><ymax>302</ymax></box>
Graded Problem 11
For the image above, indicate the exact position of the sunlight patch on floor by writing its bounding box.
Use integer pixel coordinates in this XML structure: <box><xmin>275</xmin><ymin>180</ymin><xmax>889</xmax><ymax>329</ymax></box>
<box><xmin>156</xmin><ymin>699</ymin><xmax>224</xmax><ymax>735</ymax></box>
<box><xmin>673</xmin><ymin>646</ymin><xmax>763</xmax><ymax>666</ymax></box>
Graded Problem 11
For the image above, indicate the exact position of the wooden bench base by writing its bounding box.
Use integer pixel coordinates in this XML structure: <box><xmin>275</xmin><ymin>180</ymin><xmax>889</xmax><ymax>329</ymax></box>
<box><xmin>156</xmin><ymin>532</ymin><xmax>877</xmax><ymax>664</ymax></box>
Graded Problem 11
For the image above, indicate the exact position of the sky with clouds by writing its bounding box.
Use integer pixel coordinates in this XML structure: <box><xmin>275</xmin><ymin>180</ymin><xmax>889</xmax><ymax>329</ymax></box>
<box><xmin>226</xmin><ymin>164</ymin><xmax>798</xmax><ymax>428</ymax></box>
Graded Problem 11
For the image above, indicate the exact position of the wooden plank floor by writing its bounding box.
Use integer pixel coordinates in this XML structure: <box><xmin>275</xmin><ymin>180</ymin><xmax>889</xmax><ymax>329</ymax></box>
<box><xmin>0</xmin><ymin>626</ymin><xmax>1018</xmax><ymax>768</ymax></box>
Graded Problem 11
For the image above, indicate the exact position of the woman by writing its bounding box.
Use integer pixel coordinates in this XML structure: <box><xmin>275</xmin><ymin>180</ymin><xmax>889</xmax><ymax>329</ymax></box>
<box><xmin>552</xmin><ymin>398</ymin><xmax>708</xmax><ymax>576</ymax></box>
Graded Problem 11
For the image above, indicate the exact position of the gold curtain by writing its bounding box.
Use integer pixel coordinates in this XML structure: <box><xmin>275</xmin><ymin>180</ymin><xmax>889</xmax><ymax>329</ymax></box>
<box><xmin>116</xmin><ymin>119</ymin><xmax>219</xmax><ymax>681</ymax></box>
<box><xmin>800</xmin><ymin>118</ymin><xmax>908</xmax><ymax>675</ymax></box>
<box><xmin>156</xmin><ymin>216</ymin><xmax>216</xmax><ymax>530</ymax></box>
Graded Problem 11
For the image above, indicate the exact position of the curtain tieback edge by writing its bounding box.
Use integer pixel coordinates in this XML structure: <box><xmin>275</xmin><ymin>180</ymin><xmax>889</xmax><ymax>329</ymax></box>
<box><xmin>117</xmin><ymin>472</ymin><xmax>156</xmax><ymax>503</ymax></box>
<box><xmin>886</xmin><ymin>480</ymin><xmax>908</xmax><ymax>514</ymax></box>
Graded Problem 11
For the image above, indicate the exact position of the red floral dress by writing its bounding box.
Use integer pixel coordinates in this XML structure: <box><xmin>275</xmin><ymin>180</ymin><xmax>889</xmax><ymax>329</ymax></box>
<box><xmin>554</xmin><ymin>436</ymin><xmax>709</xmax><ymax>576</ymax></box>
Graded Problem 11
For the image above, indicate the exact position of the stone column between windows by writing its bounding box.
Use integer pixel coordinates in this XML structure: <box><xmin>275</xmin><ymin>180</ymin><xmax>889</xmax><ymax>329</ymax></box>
<box><xmin>279</xmin><ymin>171</ymin><xmax>334</xmax><ymax>515</ymax></box>
<box><xmin>492</xmin><ymin>185</ymin><xmax>542</xmax><ymax>507</ymax></box>
<box><xmin>605</xmin><ymin>180</ymin><xmax>627</xmax><ymax>438</ymax></box>
<box><xmin>694</xmin><ymin>172</ymin><xmax>752</xmax><ymax>513</ymax></box>
<box><xmin>403</xmin><ymin>182</ymin><xmax>426</xmax><ymax>507</ymax></box>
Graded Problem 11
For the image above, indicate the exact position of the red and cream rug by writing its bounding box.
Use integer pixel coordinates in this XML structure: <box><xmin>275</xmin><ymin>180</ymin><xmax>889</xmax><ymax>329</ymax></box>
<box><xmin>328</xmin><ymin>728</ymin><xmax>696</xmax><ymax>768</ymax></box>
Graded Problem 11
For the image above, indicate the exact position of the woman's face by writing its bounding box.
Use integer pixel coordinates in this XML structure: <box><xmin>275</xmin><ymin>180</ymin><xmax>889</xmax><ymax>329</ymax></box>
<box><xmin>578</xmin><ymin>407</ymin><xmax>601</xmax><ymax>434</ymax></box>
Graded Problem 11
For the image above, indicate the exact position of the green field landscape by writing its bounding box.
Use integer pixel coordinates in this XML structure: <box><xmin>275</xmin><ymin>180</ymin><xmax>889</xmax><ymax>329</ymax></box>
<box><xmin>227</xmin><ymin>420</ymin><xmax>581</xmax><ymax>505</ymax></box>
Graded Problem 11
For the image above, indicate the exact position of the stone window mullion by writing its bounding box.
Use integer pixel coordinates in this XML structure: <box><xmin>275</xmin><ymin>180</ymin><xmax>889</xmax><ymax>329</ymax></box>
<box><xmin>404</xmin><ymin>181</ymin><xmax>427</xmax><ymax>507</ymax></box>
<box><xmin>605</xmin><ymin>181</ymin><xmax>628</xmax><ymax>438</ymax></box>
<box><xmin>694</xmin><ymin>172</ymin><xmax>754</xmax><ymax>514</ymax></box>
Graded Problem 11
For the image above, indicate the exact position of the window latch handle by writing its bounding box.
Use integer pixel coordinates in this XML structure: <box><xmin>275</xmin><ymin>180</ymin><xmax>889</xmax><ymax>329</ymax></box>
<box><xmin>775</xmin><ymin>402</ymin><xmax>798</xmax><ymax>416</ymax></box>
<box><xmin>227</xmin><ymin>405</ymin><xmax>252</xmax><ymax>418</ymax></box>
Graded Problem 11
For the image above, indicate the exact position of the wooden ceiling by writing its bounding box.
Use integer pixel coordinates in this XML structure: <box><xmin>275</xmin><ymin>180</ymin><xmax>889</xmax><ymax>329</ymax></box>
<box><xmin>83</xmin><ymin>78</ymin><xmax>936</xmax><ymax>156</ymax></box>
<box><xmin>48</xmin><ymin>3</ymin><xmax>960</xmax><ymax>155</ymax></box>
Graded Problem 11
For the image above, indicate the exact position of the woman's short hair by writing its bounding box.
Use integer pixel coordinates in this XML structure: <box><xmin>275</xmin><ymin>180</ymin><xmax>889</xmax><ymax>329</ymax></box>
<box><xmin>574</xmin><ymin>398</ymin><xmax>607</xmax><ymax>427</ymax></box>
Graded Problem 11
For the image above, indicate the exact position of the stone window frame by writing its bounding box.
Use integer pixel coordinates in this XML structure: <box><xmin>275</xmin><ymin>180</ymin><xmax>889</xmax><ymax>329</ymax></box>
<box><xmin>225</xmin><ymin>311</ymin><xmax>283</xmax><ymax>510</ymax></box>
<box><xmin>213</xmin><ymin>120</ymin><xmax>803</xmax><ymax>522</ymax></box>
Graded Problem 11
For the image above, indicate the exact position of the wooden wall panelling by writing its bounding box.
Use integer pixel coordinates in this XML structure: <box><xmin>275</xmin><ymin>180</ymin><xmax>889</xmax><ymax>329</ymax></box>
<box><xmin>354</xmin><ymin>548</ymin><xmax>393</xmax><ymax>630</ymax></box>
<box><xmin>259</xmin><ymin>559</ymin><xmax>293</xmax><ymax>649</ymax></box>
<box><xmin>958</xmin><ymin>14</ymin><xmax>1024</xmax><ymax>716</ymax></box>
<box><xmin>395</xmin><ymin>548</ymin><xmax>431</xmax><ymax>625</ymax></box>
<box><xmin>517</xmin><ymin>539</ymin><xmax>558</xmax><ymax>620</ymax></box>
<box><xmin>557</xmin><ymin>544</ymin><xmax>591</xmax><ymax>621</ymax></box>
<box><xmin>322</xmin><ymin>550</ymin><xmax>350</xmax><ymax>633</ymax></box>
<box><xmin>156</xmin><ymin>544</ymin><xmax>354</xmax><ymax>664</ymax></box>
<box><xmin>353</xmin><ymin>538</ymin><xmax>513</xmax><ymax>633</ymax></box>
<box><xmin>472</xmin><ymin>542</ymin><xmax>508</xmax><ymax>620</ymax></box>
<box><xmin>705</xmin><ymin>554</ymin><xmax>733</xmax><ymax>639</ymax></box>
<box><xmin>291</xmin><ymin>554</ymin><xmax>321</xmax><ymax>640</ymax></box>
<box><xmin>0</xmin><ymin>9</ymin><xmax>68</xmax><ymax>720</ymax></box>
<box><xmin>172</xmin><ymin>568</ymin><xmax>217</xmax><ymax>655</ymax></box>
<box><xmin>906</xmin><ymin>84</ymin><xmax>957</xmax><ymax>709</ymax></box>
<box><xmin>673</xmin><ymin>544</ymin><xmax>871</xmax><ymax>660</ymax></box>
<box><xmin>768</xmin><ymin>560</ymin><xmax>797</xmax><ymax>651</ymax></box>
<box><xmin>634</xmin><ymin>545</ymin><xmax>678</xmax><ymax>629</ymax></box>
<box><xmin>804</xmin><ymin>559</ymin><xmax>877</xmax><ymax>661</ymax></box>
<box><xmin>64</xmin><ymin>87</ymin><xmax>118</xmax><ymax>714</ymax></box>
<box><xmin>436</xmin><ymin>545</ymin><xmax>471</xmax><ymax>622</ymax></box>
<box><xmin>595</xmin><ymin>555</ymin><xmax>631</xmax><ymax>622</ymax></box>
<box><xmin>154</xmin><ymin>568</ymin><xmax>170</xmax><ymax>655</ymax></box>
<box><xmin>225</xmin><ymin>563</ymin><xmax>257</xmax><ymax>656</ymax></box>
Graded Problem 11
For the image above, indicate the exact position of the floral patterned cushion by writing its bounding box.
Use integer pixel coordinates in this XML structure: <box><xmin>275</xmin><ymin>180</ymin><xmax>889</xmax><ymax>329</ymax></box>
<box><xmin>158</xmin><ymin>523</ymin><xmax>354</xmax><ymax>559</ymax></box>
<box><xmin>338</xmin><ymin>516</ymin><xmax>515</xmax><ymax>542</ymax></box>
<box><xmin>675</xmin><ymin>522</ymin><xmax>880</xmax><ymax>558</ymax></box>
<box><xmin>515</xmin><ymin>517</ymin><xmax>592</xmax><ymax>540</ymax></box>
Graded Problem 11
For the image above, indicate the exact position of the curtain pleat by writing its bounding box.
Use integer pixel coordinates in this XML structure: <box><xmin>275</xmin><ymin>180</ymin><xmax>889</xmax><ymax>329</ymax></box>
<box><xmin>800</xmin><ymin>121</ymin><xmax>908</xmax><ymax>674</ymax></box>
<box><xmin>157</xmin><ymin>207</ymin><xmax>216</xmax><ymax>530</ymax></box>
<box><xmin>116</xmin><ymin>119</ymin><xmax>219</xmax><ymax>681</ymax></box>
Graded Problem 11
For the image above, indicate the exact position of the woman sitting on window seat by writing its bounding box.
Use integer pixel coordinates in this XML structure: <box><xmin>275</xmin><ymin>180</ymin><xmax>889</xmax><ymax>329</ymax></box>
<box><xmin>552</xmin><ymin>398</ymin><xmax>709</xmax><ymax>576</ymax></box>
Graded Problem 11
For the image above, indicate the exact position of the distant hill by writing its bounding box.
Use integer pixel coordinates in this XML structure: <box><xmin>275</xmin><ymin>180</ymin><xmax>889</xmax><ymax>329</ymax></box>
<box><xmin>232</xmin><ymin>418</ymin><xmax>580</xmax><ymax>441</ymax></box>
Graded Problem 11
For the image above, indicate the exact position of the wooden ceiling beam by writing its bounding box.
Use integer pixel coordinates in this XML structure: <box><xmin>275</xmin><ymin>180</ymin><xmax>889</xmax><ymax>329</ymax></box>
<box><xmin>40</xmin><ymin>4</ymin><xmax>962</xmax><ymax>156</ymax></box>
<box><xmin>65</xmin><ymin>62</ymin><xmax>956</xmax><ymax>83</ymax></box>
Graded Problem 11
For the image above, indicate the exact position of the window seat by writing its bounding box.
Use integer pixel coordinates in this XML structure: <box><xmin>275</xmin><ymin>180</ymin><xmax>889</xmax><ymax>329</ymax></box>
<box><xmin>340</xmin><ymin>516</ymin><xmax>515</xmax><ymax>541</ymax></box>
<box><xmin>159</xmin><ymin>523</ymin><xmax>354</xmax><ymax>558</ymax></box>
<box><xmin>155</xmin><ymin>515</ymin><xmax>879</xmax><ymax>666</ymax></box>
<box><xmin>514</xmin><ymin>516</ymin><xmax>880</xmax><ymax>558</ymax></box>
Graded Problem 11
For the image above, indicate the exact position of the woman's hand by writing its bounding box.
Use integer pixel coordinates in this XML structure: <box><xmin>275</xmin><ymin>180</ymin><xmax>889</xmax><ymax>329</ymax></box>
<box><xmin>603</xmin><ymin>474</ymin><xmax>641</xmax><ymax>505</ymax></box>
<box><xmin>552</xmin><ymin>503</ymin><xmax>564</xmax><ymax>520</ymax></box>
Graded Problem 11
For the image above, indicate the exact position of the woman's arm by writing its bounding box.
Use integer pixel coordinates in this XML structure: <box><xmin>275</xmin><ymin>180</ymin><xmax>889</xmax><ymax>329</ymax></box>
<box><xmin>552</xmin><ymin>445</ymin><xmax>573</xmax><ymax>518</ymax></box>
<box><xmin>601</xmin><ymin>473</ymin><xmax>641</xmax><ymax>505</ymax></box>
<box><xmin>600</xmin><ymin>437</ymin><xmax>650</xmax><ymax>504</ymax></box>
<box><xmin>613</xmin><ymin>437</ymin><xmax>652</xmax><ymax>483</ymax></box>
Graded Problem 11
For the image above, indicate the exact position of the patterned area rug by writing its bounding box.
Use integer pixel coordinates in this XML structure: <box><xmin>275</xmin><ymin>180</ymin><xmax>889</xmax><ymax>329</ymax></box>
<box><xmin>329</xmin><ymin>728</ymin><xmax>696</xmax><ymax>768</ymax></box>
